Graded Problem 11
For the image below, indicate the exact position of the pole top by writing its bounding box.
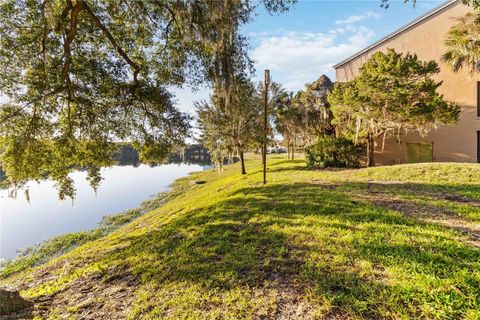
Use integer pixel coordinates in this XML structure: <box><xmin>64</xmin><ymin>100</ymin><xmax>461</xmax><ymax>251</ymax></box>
<box><xmin>264</xmin><ymin>69</ymin><xmax>270</xmax><ymax>85</ymax></box>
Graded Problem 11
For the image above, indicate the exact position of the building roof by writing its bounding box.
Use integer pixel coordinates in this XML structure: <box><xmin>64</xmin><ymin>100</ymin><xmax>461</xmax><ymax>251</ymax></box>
<box><xmin>333</xmin><ymin>0</ymin><xmax>459</xmax><ymax>69</ymax></box>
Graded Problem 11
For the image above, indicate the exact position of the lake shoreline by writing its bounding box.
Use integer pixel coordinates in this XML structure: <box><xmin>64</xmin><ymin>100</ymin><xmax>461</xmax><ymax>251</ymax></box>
<box><xmin>0</xmin><ymin>167</ymin><xmax>198</xmax><ymax>277</ymax></box>
<box><xmin>0</xmin><ymin>163</ymin><xmax>208</xmax><ymax>260</ymax></box>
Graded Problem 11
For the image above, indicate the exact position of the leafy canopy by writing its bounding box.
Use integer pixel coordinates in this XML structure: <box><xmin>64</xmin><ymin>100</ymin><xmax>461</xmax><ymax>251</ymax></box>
<box><xmin>292</xmin><ymin>75</ymin><xmax>335</xmax><ymax>139</ymax></box>
<box><xmin>197</xmin><ymin>79</ymin><xmax>279</xmax><ymax>174</ymax></box>
<box><xmin>274</xmin><ymin>75</ymin><xmax>334</xmax><ymax>157</ymax></box>
<box><xmin>0</xmin><ymin>0</ymin><xmax>294</xmax><ymax>198</ymax></box>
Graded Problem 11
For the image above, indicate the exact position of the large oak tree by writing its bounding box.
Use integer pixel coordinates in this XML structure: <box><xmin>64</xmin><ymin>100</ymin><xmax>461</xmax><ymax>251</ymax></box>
<box><xmin>0</xmin><ymin>0</ymin><xmax>294</xmax><ymax>198</ymax></box>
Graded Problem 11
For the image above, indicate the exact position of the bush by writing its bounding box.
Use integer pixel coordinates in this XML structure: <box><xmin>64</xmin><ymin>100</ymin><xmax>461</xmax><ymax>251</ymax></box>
<box><xmin>306</xmin><ymin>137</ymin><xmax>362</xmax><ymax>168</ymax></box>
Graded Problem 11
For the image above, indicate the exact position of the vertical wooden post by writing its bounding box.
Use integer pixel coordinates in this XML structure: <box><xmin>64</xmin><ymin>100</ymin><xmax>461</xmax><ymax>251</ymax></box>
<box><xmin>263</xmin><ymin>69</ymin><xmax>270</xmax><ymax>185</ymax></box>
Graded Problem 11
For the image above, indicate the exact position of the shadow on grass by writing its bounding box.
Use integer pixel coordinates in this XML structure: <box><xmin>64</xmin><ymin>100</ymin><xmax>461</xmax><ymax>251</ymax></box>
<box><xmin>264</xmin><ymin>159</ymin><xmax>306</xmax><ymax>169</ymax></box>
<box><xmin>107</xmin><ymin>182</ymin><xmax>480</xmax><ymax>318</ymax></box>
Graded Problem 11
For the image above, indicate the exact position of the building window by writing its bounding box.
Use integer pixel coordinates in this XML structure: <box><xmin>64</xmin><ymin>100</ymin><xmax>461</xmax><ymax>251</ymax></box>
<box><xmin>478</xmin><ymin>82</ymin><xmax>480</xmax><ymax>117</ymax></box>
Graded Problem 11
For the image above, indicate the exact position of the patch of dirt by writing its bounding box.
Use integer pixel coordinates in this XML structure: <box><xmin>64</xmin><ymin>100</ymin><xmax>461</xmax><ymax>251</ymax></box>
<box><xmin>0</xmin><ymin>289</ymin><xmax>34</xmax><ymax>319</ymax></box>
<box><xmin>365</xmin><ymin>180</ymin><xmax>406</xmax><ymax>185</ymax></box>
<box><xmin>266</xmin><ymin>278</ymin><xmax>353</xmax><ymax>320</ymax></box>
<box><xmin>422</xmin><ymin>193</ymin><xmax>480</xmax><ymax>209</ymax></box>
<box><xmin>268</xmin><ymin>281</ymin><xmax>323</xmax><ymax>320</ymax></box>
<box><xmin>365</xmin><ymin>181</ymin><xmax>480</xmax><ymax>207</ymax></box>
<box><xmin>354</xmin><ymin>190</ymin><xmax>480</xmax><ymax>248</ymax></box>
<box><xmin>6</xmin><ymin>265</ymin><xmax>139</xmax><ymax>319</ymax></box>
<box><xmin>310</xmin><ymin>180</ymin><xmax>339</xmax><ymax>190</ymax></box>
<box><xmin>308</xmin><ymin>180</ymin><xmax>480</xmax><ymax>247</ymax></box>
<box><xmin>4</xmin><ymin>256</ymin><xmax>98</xmax><ymax>291</ymax></box>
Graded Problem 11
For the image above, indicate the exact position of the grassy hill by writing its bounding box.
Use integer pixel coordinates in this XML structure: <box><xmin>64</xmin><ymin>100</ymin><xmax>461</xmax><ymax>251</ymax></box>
<box><xmin>1</xmin><ymin>157</ymin><xmax>480</xmax><ymax>319</ymax></box>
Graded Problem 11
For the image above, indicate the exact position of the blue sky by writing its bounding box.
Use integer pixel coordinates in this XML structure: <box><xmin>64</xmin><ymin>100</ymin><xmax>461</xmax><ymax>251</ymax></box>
<box><xmin>175</xmin><ymin>0</ymin><xmax>446</xmax><ymax>113</ymax></box>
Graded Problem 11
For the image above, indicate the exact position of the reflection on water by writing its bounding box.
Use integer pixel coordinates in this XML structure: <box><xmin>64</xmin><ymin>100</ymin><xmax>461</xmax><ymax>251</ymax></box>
<box><xmin>0</xmin><ymin>163</ymin><xmax>208</xmax><ymax>260</ymax></box>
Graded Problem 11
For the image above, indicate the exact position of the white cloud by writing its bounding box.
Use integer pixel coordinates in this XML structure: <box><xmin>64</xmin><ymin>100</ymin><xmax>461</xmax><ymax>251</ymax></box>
<box><xmin>173</xmin><ymin>10</ymin><xmax>380</xmax><ymax>114</ymax></box>
<box><xmin>335</xmin><ymin>11</ymin><xmax>381</xmax><ymax>26</ymax></box>
<box><xmin>251</xmin><ymin>20</ymin><xmax>376</xmax><ymax>91</ymax></box>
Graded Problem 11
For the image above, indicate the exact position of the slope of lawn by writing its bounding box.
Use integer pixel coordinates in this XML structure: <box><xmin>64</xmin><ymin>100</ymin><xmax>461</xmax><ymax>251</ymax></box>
<box><xmin>1</xmin><ymin>156</ymin><xmax>480</xmax><ymax>319</ymax></box>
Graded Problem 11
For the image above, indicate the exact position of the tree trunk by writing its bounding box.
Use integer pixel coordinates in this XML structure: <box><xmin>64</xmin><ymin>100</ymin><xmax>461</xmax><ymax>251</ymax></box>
<box><xmin>286</xmin><ymin>136</ymin><xmax>290</xmax><ymax>160</ymax></box>
<box><xmin>366</xmin><ymin>133</ymin><xmax>375</xmax><ymax>167</ymax></box>
<box><xmin>292</xmin><ymin>139</ymin><xmax>295</xmax><ymax>160</ymax></box>
<box><xmin>239</xmin><ymin>150</ymin><xmax>246</xmax><ymax>175</ymax></box>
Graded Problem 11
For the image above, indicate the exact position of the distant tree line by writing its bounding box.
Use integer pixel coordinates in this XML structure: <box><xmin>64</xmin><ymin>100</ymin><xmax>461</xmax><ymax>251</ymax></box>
<box><xmin>113</xmin><ymin>143</ymin><xmax>212</xmax><ymax>166</ymax></box>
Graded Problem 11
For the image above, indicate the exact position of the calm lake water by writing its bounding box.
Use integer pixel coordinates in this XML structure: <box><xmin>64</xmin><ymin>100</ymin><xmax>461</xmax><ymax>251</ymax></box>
<box><xmin>0</xmin><ymin>163</ymin><xmax>208</xmax><ymax>260</ymax></box>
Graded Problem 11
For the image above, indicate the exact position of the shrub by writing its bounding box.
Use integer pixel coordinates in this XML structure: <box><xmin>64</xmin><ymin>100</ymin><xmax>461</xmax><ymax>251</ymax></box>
<box><xmin>306</xmin><ymin>137</ymin><xmax>362</xmax><ymax>168</ymax></box>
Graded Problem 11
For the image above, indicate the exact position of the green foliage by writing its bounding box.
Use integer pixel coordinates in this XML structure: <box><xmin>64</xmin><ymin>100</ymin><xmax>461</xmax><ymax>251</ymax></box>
<box><xmin>0</xmin><ymin>0</ymin><xmax>294</xmax><ymax>198</ymax></box>
<box><xmin>329</xmin><ymin>49</ymin><xmax>460</xmax><ymax>166</ymax></box>
<box><xmin>197</xmin><ymin>79</ymin><xmax>264</xmax><ymax>174</ymax></box>
<box><xmin>305</xmin><ymin>137</ymin><xmax>362</xmax><ymax>168</ymax></box>
<box><xmin>275</xmin><ymin>75</ymin><xmax>334</xmax><ymax>158</ymax></box>
<box><xmin>0</xmin><ymin>169</ymin><xmax>8</xmax><ymax>189</ymax></box>
<box><xmin>443</xmin><ymin>12</ymin><xmax>480</xmax><ymax>74</ymax></box>
<box><xmin>274</xmin><ymin>91</ymin><xmax>301</xmax><ymax>153</ymax></box>
<box><xmin>293</xmin><ymin>75</ymin><xmax>335</xmax><ymax>139</ymax></box>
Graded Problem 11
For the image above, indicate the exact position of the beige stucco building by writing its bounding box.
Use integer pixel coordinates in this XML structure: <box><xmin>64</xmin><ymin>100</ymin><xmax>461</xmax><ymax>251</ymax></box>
<box><xmin>334</xmin><ymin>0</ymin><xmax>480</xmax><ymax>164</ymax></box>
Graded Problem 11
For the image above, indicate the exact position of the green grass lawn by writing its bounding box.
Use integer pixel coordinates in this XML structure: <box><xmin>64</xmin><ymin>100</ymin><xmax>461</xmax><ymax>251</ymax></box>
<box><xmin>1</xmin><ymin>156</ymin><xmax>480</xmax><ymax>319</ymax></box>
